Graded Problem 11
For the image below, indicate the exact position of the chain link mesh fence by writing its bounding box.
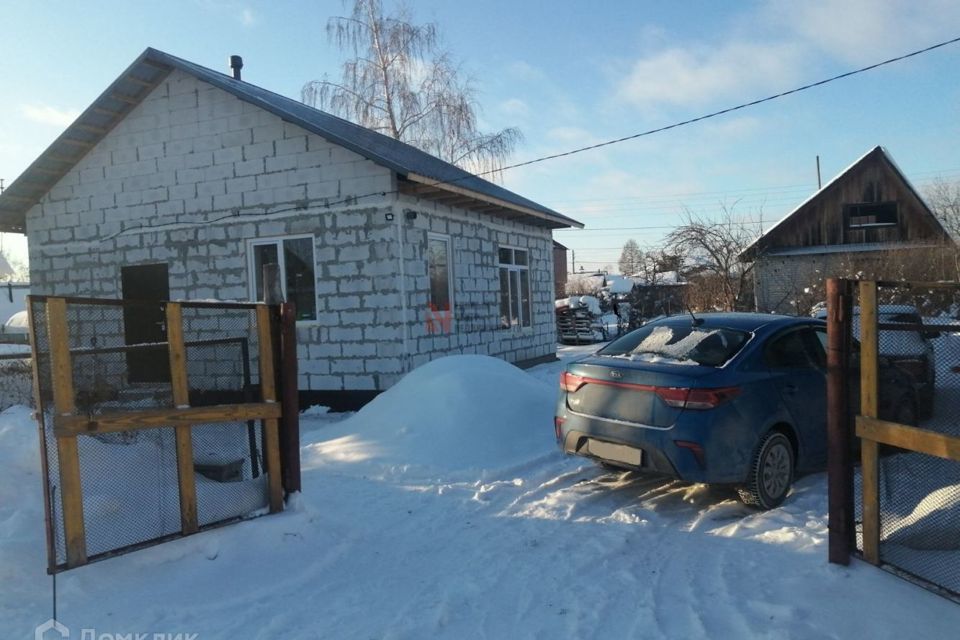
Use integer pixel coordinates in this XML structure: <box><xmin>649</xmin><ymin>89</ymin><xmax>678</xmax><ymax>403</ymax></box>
<box><xmin>29</xmin><ymin>296</ymin><xmax>275</xmax><ymax>571</ymax></box>
<box><xmin>0</xmin><ymin>351</ymin><xmax>32</xmax><ymax>411</ymax></box>
<box><xmin>851</xmin><ymin>281</ymin><xmax>960</xmax><ymax>599</ymax></box>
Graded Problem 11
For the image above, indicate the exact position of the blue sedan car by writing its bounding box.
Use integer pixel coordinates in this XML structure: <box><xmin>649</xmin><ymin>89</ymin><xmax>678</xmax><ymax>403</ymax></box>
<box><xmin>555</xmin><ymin>313</ymin><xmax>915</xmax><ymax>509</ymax></box>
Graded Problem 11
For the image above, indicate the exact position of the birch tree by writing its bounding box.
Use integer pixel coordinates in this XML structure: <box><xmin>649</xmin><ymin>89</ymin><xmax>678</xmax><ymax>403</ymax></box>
<box><xmin>302</xmin><ymin>0</ymin><xmax>521</xmax><ymax>178</ymax></box>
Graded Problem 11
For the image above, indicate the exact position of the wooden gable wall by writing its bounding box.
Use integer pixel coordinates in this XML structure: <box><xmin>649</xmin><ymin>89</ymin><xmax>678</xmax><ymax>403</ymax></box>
<box><xmin>758</xmin><ymin>149</ymin><xmax>947</xmax><ymax>253</ymax></box>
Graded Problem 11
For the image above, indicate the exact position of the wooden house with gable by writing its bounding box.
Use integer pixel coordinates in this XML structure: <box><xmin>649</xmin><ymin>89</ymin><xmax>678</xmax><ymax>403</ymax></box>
<box><xmin>740</xmin><ymin>146</ymin><xmax>952</xmax><ymax>313</ymax></box>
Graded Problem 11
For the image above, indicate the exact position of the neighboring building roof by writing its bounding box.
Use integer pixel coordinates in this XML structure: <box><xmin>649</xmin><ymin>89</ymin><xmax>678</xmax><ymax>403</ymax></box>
<box><xmin>761</xmin><ymin>240</ymin><xmax>939</xmax><ymax>257</ymax></box>
<box><xmin>552</xmin><ymin>240</ymin><xmax>569</xmax><ymax>250</ymax></box>
<box><xmin>739</xmin><ymin>146</ymin><xmax>949</xmax><ymax>262</ymax></box>
<box><xmin>0</xmin><ymin>47</ymin><xmax>582</xmax><ymax>233</ymax></box>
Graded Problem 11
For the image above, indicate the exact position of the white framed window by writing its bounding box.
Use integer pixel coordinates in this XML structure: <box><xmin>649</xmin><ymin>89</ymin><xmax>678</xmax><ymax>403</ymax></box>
<box><xmin>246</xmin><ymin>235</ymin><xmax>317</xmax><ymax>321</ymax></box>
<box><xmin>499</xmin><ymin>246</ymin><xmax>531</xmax><ymax>330</ymax></box>
<box><xmin>427</xmin><ymin>233</ymin><xmax>454</xmax><ymax>332</ymax></box>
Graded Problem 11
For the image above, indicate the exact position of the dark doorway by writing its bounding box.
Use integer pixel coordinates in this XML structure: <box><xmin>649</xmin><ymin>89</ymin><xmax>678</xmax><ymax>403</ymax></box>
<box><xmin>121</xmin><ymin>263</ymin><xmax>171</xmax><ymax>383</ymax></box>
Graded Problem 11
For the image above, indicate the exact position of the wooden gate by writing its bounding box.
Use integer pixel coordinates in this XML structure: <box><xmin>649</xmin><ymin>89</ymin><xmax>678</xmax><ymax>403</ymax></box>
<box><xmin>827</xmin><ymin>278</ymin><xmax>960</xmax><ymax>600</ymax></box>
<box><xmin>29</xmin><ymin>296</ymin><xmax>290</xmax><ymax>572</ymax></box>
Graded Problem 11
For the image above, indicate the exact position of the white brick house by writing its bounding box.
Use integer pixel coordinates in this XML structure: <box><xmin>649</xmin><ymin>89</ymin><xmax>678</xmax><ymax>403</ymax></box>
<box><xmin>0</xmin><ymin>48</ymin><xmax>582</xmax><ymax>405</ymax></box>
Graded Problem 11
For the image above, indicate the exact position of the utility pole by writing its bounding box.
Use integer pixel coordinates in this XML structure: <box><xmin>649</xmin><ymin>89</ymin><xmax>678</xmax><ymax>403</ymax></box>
<box><xmin>571</xmin><ymin>249</ymin><xmax>575</xmax><ymax>274</ymax></box>
<box><xmin>816</xmin><ymin>156</ymin><xmax>822</xmax><ymax>190</ymax></box>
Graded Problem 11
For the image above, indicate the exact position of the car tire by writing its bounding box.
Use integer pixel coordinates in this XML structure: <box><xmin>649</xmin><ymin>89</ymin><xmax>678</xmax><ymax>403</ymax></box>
<box><xmin>738</xmin><ymin>432</ymin><xmax>794</xmax><ymax>510</ymax></box>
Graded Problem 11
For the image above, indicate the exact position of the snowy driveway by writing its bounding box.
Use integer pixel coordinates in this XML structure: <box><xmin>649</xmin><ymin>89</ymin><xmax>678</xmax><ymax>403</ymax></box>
<box><xmin>2</xmin><ymin>344</ymin><xmax>959</xmax><ymax>638</ymax></box>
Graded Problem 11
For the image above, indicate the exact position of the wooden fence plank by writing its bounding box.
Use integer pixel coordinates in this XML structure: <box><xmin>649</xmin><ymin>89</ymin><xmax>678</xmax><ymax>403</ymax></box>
<box><xmin>858</xmin><ymin>281</ymin><xmax>878</xmax><ymax>420</ymax></box>
<box><xmin>256</xmin><ymin>305</ymin><xmax>283</xmax><ymax>512</ymax></box>
<box><xmin>857</xmin><ymin>416</ymin><xmax>960</xmax><ymax>462</ymax></box>
<box><xmin>264</xmin><ymin>418</ymin><xmax>284</xmax><ymax>513</ymax></box>
<box><xmin>47</xmin><ymin>297</ymin><xmax>87</xmax><ymax>567</ymax></box>
<box><xmin>27</xmin><ymin>296</ymin><xmax>59</xmax><ymax>574</ymax></box>
<box><xmin>53</xmin><ymin>402</ymin><xmax>282</xmax><ymax>436</ymax></box>
<box><xmin>55</xmin><ymin>436</ymin><xmax>87</xmax><ymax>567</ymax></box>
<box><xmin>166</xmin><ymin>303</ymin><xmax>198</xmax><ymax>535</ymax></box>
<box><xmin>857</xmin><ymin>281</ymin><xmax>880</xmax><ymax>566</ymax></box>
<box><xmin>256</xmin><ymin>305</ymin><xmax>277</xmax><ymax>400</ymax></box>
<box><xmin>861</xmin><ymin>439</ymin><xmax>880</xmax><ymax>565</ymax></box>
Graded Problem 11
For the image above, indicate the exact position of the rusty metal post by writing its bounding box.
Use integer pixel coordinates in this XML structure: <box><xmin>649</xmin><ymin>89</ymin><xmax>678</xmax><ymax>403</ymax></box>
<box><xmin>826</xmin><ymin>278</ymin><xmax>853</xmax><ymax>565</ymax></box>
<box><xmin>279</xmin><ymin>302</ymin><xmax>301</xmax><ymax>494</ymax></box>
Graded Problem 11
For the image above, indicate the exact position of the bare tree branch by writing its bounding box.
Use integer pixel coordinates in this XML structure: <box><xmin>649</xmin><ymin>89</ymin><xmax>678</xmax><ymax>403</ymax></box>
<box><xmin>302</xmin><ymin>0</ymin><xmax>520</xmax><ymax>178</ymax></box>
<box><xmin>664</xmin><ymin>206</ymin><xmax>756</xmax><ymax>311</ymax></box>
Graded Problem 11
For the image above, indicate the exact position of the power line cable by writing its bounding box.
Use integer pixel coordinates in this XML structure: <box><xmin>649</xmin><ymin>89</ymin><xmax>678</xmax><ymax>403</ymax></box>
<box><xmin>97</xmin><ymin>35</ymin><xmax>960</xmax><ymax>242</ymax></box>
<box><xmin>548</xmin><ymin>174</ymin><xmax>960</xmax><ymax>209</ymax></box>
<box><xmin>477</xmin><ymin>35</ymin><xmax>960</xmax><ymax>177</ymax></box>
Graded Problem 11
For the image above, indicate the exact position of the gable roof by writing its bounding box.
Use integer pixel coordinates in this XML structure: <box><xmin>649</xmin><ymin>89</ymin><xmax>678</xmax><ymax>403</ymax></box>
<box><xmin>0</xmin><ymin>47</ymin><xmax>582</xmax><ymax>233</ymax></box>
<box><xmin>739</xmin><ymin>146</ymin><xmax>949</xmax><ymax>262</ymax></box>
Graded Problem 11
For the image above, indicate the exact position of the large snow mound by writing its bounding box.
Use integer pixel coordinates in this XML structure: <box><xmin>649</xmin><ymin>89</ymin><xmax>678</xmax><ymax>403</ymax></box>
<box><xmin>303</xmin><ymin>355</ymin><xmax>556</xmax><ymax>478</ymax></box>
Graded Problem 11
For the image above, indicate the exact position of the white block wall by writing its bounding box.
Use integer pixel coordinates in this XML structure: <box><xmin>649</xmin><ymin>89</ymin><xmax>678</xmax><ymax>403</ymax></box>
<box><xmin>26</xmin><ymin>69</ymin><xmax>558</xmax><ymax>393</ymax></box>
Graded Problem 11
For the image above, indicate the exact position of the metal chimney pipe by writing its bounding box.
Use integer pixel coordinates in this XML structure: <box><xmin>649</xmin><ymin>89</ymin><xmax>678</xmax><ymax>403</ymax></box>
<box><xmin>229</xmin><ymin>55</ymin><xmax>243</xmax><ymax>80</ymax></box>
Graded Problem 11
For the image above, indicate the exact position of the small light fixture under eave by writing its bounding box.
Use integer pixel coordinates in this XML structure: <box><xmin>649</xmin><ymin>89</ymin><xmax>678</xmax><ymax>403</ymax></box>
<box><xmin>403</xmin><ymin>209</ymin><xmax>418</xmax><ymax>221</ymax></box>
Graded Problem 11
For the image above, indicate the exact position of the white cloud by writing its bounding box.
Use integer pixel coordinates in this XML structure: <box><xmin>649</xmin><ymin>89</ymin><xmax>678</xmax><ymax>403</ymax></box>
<box><xmin>614</xmin><ymin>0</ymin><xmax>960</xmax><ymax>111</ymax></box>
<box><xmin>616</xmin><ymin>41</ymin><xmax>804</xmax><ymax>109</ymax></box>
<box><xmin>505</xmin><ymin>61</ymin><xmax>545</xmax><ymax>82</ymax></box>
<box><xmin>240</xmin><ymin>7</ymin><xmax>256</xmax><ymax>26</ymax></box>
<box><xmin>545</xmin><ymin>126</ymin><xmax>598</xmax><ymax>146</ymax></box>
<box><xmin>764</xmin><ymin>0</ymin><xmax>960</xmax><ymax>64</ymax></box>
<box><xmin>499</xmin><ymin>98</ymin><xmax>530</xmax><ymax>119</ymax></box>
<box><xmin>19</xmin><ymin>104</ymin><xmax>81</xmax><ymax>128</ymax></box>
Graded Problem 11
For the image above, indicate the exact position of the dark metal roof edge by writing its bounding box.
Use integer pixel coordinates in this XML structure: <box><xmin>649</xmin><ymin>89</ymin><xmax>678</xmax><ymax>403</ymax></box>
<box><xmin>0</xmin><ymin>48</ymin><xmax>175</xmax><ymax>231</ymax></box>
<box><xmin>146</xmin><ymin>49</ymin><xmax>580</xmax><ymax>229</ymax></box>
<box><xmin>1</xmin><ymin>47</ymin><xmax>581</xmax><ymax>232</ymax></box>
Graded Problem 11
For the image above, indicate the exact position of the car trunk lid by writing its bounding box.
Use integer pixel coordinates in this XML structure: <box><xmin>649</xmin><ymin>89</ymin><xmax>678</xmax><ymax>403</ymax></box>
<box><xmin>564</xmin><ymin>357</ymin><xmax>721</xmax><ymax>428</ymax></box>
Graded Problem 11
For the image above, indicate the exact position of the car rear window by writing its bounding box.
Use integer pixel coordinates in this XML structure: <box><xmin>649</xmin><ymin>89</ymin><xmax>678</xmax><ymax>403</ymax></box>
<box><xmin>599</xmin><ymin>323</ymin><xmax>750</xmax><ymax>367</ymax></box>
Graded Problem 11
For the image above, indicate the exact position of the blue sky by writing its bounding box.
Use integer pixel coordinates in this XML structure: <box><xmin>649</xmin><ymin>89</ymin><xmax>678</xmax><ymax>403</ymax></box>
<box><xmin>1</xmin><ymin>0</ymin><xmax>959</xmax><ymax>273</ymax></box>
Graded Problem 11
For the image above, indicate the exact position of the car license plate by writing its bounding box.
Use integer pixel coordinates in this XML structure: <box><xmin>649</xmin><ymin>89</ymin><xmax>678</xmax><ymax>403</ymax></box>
<box><xmin>588</xmin><ymin>439</ymin><xmax>642</xmax><ymax>466</ymax></box>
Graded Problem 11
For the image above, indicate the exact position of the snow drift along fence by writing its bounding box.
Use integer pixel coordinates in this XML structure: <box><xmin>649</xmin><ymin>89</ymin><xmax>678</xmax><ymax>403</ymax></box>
<box><xmin>827</xmin><ymin>279</ymin><xmax>960</xmax><ymax>602</ymax></box>
<box><xmin>28</xmin><ymin>295</ymin><xmax>287</xmax><ymax>572</ymax></box>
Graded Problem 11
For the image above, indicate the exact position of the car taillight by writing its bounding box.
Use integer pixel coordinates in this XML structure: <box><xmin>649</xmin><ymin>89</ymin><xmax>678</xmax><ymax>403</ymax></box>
<box><xmin>894</xmin><ymin>358</ymin><xmax>927</xmax><ymax>381</ymax></box>
<box><xmin>656</xmin><ymin>386</ymin><xmax>741</xmax><ymax>410</ymax></box>
<box><xmin>554</xmin><ymin>416</ymin><xmax>565</xmax><ymax>442</ymax></box>
<box><xmin>560</xmin><ymin>371</ymin><xmax>585</xmax><ymax>392</ymax></box>
<box><xmin>654</xmin><ymin>387</ymin><xmax>691</xmax><ymax>408</ymax></box>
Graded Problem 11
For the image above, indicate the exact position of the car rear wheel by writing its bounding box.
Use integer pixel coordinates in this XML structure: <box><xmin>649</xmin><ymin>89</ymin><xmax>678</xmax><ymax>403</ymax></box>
<box><xmin>738</xmin><ymin>432</ymin><xmax>794</xmax><ymax>510</ymax></box>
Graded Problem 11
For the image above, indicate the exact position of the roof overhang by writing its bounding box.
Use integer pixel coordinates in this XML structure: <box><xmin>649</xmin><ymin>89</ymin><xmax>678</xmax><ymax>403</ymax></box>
<box><xmin>399</xmin><ymin>172</ymin><xmax>584</xmax><ymax>229</ymax></box>
<box><xmin>0</xmin><ymin>47</ymin><xmax>583</xmax><ymax>234</ymax></box>
<box><xmin>760</xmin><ymin>241</ymin><xmax>946</xmax><ymax>258</ymax></box>
<box><xmin>0</xmin><ymin>51</ymin><xmax>175</xmax><ymax>232</ymax></box>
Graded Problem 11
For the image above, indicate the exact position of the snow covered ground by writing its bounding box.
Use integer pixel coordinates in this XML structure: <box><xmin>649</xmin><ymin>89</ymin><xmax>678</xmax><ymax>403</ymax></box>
<box><xmin>2</xmin><ymin>343</ymin><xmax>960</xmax><ymax>638</ymax></box>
